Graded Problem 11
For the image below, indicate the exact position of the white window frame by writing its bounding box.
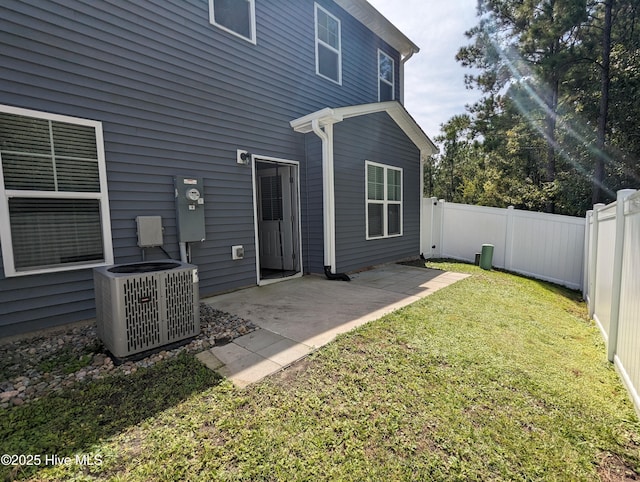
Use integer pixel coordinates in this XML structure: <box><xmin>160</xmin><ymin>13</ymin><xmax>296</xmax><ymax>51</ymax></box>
<box><xmin>378</xmin><ymin>49</ymin><xmax>395</xmax><ymax>101</ymax></box>
<box><xmin>314</xmin><ymin>3</ymin><xmax>342</xmax><ymax>85</ymax></box>
<box><xmin>365</xmin><ymin>161</ymin><xmax>403</xmax><ymax>240</ymax></box>
<box><xmin>209</xmin><ymin>0</ymin><xmax>257</xmax><ymax>45</ymax></box>
<box><xmin>0</xmin><ymin>104</ymin><xmax>114</xmax><ymax>277</ymax></box>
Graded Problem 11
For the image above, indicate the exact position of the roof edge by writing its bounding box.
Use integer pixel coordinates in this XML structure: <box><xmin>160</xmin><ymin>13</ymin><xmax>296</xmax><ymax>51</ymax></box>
<box><xmin>332</xmin><ymin>0</ymin><xmax>419</xmax><ymax>58</ymax></box>
<box><xmin>289</xmin><ymin>108</ymin><xmax>343</xmax><ymax>133</ymax></box>
<box><xmin>290</xmin><ymin>101</ymin><xmax>438</xmax><ymax>156</ymax></box>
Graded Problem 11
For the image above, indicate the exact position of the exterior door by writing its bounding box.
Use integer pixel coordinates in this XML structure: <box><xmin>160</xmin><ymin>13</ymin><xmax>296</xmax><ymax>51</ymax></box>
<box><xmin>255</xmin><ymin>160</ymin><xmax>300</xmax><ymax>275</ymax></box>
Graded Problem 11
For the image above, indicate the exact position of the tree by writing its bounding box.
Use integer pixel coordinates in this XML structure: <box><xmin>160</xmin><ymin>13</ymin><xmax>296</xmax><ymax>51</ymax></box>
<box><xmin>425</xmin><ymin>115</ymin><xmax>468</xmax><ymax>201</ymax></box>
<box><xmin>458</xmin><ymin>0</ymin><xmax>590</xmax><ymax>212</ymax></box>
<box><xmin>431</xmin><ymin>0</ymin><xmax>640</xmax><ymax>215</ymax></box>
<box><xmin>593</xmin><ymin>0</ymin><xmax>613</xmax><ymax>204</ymax></box>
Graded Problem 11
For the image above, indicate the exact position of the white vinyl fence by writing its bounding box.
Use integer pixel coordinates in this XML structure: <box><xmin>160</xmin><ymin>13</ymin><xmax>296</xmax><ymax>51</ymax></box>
<box><xmin>422</xmin><ymin>192</ymin><xmax>640</xmax><ymax>413</ymax></box>
<box><xmin>421</xmin><ymin>198</ymin><xmax>585</xmax><ymax>290</ymax></box>
<box><xmin>584</xmin><ymin>189</ymin><xmax>640</xmax><ymax>412</ymax></box>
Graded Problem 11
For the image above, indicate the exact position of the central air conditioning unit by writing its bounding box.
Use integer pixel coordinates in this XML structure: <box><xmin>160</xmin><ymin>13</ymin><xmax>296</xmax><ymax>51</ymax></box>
<box><xmin>94</xmin><ymin>260</ymin><xmax>200</xmax><ymax>359</ymax></box>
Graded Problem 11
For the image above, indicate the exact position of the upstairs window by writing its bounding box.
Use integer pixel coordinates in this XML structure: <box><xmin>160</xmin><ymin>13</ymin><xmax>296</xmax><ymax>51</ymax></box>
<box><xmin>378</xmin><ymin>50</ymin><xmax>395</xmax><ymax>101</ymax></box>
<box><xmin>0</xmin><ymin>105</ymin><xmax>113</xmax><ymax>277</ymax></box>
<box><xmin>366</xmin><ymin>161</ymin><xmax>402</xmax><ymax>239</ymax></box>
<box><xmin>315</xmin><ymin>3</ymin><xmax>342</xmax><ymax>85</ymax></box>
<box><xmin>209</xmin><ymin>0</ymin><xmax>256</xmax><ymax>44</ymax></box>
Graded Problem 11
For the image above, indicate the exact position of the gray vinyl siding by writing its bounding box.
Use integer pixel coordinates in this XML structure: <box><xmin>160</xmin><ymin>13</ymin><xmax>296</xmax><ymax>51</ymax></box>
<box><xmin>302</xmin><ymin>135</ymin><xmax>325</xmax><ymax>274</ymax></box>
<box><xmin>0</xmin><ymin>269</ymin><xmax>96</xmax><ymax>335</ymax></box>
<box><xmin>333</xmin><ymin>113</ymin><xmax>421</xmax><ymax>273</ymax></box>
<box><xmin>0</xmin><ymin>0</ymin><xmax>404</xmax><ymax>335</ymax></box>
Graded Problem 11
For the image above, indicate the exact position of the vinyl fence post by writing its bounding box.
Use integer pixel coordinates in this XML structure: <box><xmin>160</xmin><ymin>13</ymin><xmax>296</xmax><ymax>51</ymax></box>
<box><xmin>504</xmin><ymin>206</ymin><xmax>515</xmax><ymax>271</ymax></box>
<box><xmin>589</xmin><ymin>203</ymin><xmax>605</xmax><ymax>319</ymax></box>
<box><xmin>422</xmin><ymin>197</ymin><xmax>436</xmax><ymax>258</ymax></box>
<box><xmin>582</xmin><ymin>210</ymin><xmax>593</xmax><ymax>300</ymax></box>
<box><xmin>439</xmin><ymin>199</ymin><xmax>446</xmax><ymax>259</ymax></box>
<box><xmin>608</xmin><ymin>189</ymin><xmax>637</xmax><ymax>362</ymax></box>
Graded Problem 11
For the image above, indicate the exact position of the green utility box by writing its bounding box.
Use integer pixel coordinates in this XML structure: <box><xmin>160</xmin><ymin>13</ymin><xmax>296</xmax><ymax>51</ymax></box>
<box><xmin>479</xmin><ymin>244</ymin><xmax>494</xmax><ymax>270</ymax></box>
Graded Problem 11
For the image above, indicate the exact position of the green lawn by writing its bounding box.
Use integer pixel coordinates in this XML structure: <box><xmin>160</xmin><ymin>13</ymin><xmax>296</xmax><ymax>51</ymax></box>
<box><xmin>2</xmin><ymin>261</ymin><xmax>639</xmax><ymax>481</ymax></box>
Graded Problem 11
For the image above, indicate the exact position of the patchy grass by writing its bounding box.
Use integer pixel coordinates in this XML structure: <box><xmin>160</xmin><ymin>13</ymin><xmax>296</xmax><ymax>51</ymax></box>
<box><xmin>2</xmin><ymin>261</ymin><xmax>639</xmax><ymax>481</ymax></box>
<box><xmin>35</xmin><ymin>346</ymin><xmax>95</xmax><ymax>375</ymax></box>
<box><xmin>0</xmin><ymin>353</ymin><xmax>222</xmax><ymax>481</ymax></box>
<box><xmin>1</xmin><ymin>338</ymin><xmax>104</xmax><ymax>381</ymax></box>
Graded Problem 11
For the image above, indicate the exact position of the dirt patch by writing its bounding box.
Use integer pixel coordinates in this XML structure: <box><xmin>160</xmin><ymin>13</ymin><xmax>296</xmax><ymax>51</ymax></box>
<box><xmin>272</xmin><ymin>356</ymin><xmax>314</xmax><ymax>384</ymax></box>
<box><xmin>598</xmin><ymin>452</ymin><xmax>639</xmax><ymax>481</ymax></box>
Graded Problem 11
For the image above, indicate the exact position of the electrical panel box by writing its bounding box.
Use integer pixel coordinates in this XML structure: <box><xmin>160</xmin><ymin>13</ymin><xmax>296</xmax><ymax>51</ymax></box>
<box><xmin>174</xmin><ymin>176</ymin><xmax>206</xmax><ymax>243</ymax></box>
<box><xmin>136</xmin><ymin>216</ymin><xmax>164</xmax><ymax>247</ymax></box>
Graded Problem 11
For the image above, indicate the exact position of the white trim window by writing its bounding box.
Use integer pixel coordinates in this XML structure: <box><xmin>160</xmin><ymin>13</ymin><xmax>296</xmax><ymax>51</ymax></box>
<box><xmin>209</xmin><ymin>0</ymin><xmax>257</xmax><ymax>44</ymax></box>
<box><xmin>366</xmin><ymin>161</ymin><xmax>402</xmax><ymax>239</ymax></box>
<box><xmin>378</xmin><ymin>50</ymin><xmax>395</xmax><ymax>101</ymax></box>
<box><xmin>0</xmin><ymin>105</ymin><xmax>113</xmax><ymax>277</ymax></box>
<box><xmin>315</xmin><ymin>3</ymin><xmax>342</xmax><ymax>85</ymax></box>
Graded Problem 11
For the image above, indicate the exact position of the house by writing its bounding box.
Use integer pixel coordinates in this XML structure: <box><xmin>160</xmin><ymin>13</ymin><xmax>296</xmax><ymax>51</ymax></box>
<box><xmin>0</xmin><ymin>0</ymin><xmax>437</xmax><ymax>336</ymax></box>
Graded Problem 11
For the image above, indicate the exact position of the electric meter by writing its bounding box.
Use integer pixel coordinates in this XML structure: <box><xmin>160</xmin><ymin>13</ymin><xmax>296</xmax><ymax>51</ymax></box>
<box><xmin>174</xmin><ymin>176</ymin><xmax>206</xmax><ymax>243</ymax></box>
<box><xmin>186</xmin><ymin>188</ymin><xmax>201</xmax><ymax>202</ymax></box>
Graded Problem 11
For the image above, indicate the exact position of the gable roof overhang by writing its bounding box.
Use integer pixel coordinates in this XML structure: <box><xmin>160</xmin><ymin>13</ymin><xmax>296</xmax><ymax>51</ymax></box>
<box><xmin>333</xmin><ymin>0</ymin><xmax>419</xmax><ymax>58</ymax></box>
<box><xmin>290</xmin><ymin>102</ymin><xmax>436</xmax><ymax>276</ymax></box>
<box><xmin>290</xmin><ymin>102</ymin><xmax>437</xmax><ymax>276</ymax></box>
<box><xmin>290</xmin><ymin>101</ymin><xmax>438</xmax><ymax>158</ymax></box>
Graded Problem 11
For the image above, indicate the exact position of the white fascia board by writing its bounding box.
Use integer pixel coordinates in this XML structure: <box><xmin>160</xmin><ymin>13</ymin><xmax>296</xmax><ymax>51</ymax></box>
<box><xmin>333</xmin><ymin>0</ymin><xmax>419</xmax><ymax>58</ymax></box>
<box><xmin>333</xmin><ymin>102</ymin><xmax>439</xmax><ymax>156</ymax></box>
<box><xmin>386</xmin><ymin>105</ymin><xmax>439</xmax><ymax>157</ymax></box>
<box><xmin>290</xmin><ymin>108</ymin><xmax>344</xmax><ymax>134</ymax></box>
<box><xmin>291</xmin><ymin>102</ymin><xmax>438</xmax><ymax>157</ymax></box>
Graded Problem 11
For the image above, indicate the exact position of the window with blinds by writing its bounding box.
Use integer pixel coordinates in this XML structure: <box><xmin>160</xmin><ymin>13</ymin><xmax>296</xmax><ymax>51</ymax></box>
<box><xmin>260</xmin><ymin>175</ymin><xmax>283</xmax><ymax>221</ymax></box>
<box><xmin>366</xmin><ymin>161</ymin><xmax>402</xmax><ymax>239</ymax></box>
<box><xmin>0</xmin><ymin>106</ymin><xmax>112</xmax><ymax>276</ymax></box>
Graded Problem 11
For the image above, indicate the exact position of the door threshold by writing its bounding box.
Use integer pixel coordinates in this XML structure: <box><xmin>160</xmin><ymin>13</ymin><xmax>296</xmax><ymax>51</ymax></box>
<box><xmin>258</xmin><ymin>272</ymin><xmax>303</xmax><ymax>286</ymax></box>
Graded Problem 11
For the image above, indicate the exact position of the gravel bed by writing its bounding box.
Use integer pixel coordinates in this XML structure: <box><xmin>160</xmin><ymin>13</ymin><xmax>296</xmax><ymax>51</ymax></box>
<box><xmin>0</xmin><ymin>304</ymin><xmax>257</xmax><ymax>409</ymax></box>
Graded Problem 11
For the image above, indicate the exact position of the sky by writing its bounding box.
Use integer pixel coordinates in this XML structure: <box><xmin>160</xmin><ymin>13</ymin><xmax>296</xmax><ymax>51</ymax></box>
<box><xmin>367</xmin><ymin>0</ymin><xmax>482</xmax><ymax>140</ymax></box>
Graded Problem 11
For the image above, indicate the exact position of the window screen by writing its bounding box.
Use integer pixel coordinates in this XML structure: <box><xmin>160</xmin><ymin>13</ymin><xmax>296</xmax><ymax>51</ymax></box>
<box><xmin>367</xmin><ymin>203</ymin><xmax>384</xmax><ymax>238</ymax></box>
<box><xmin>210</xmin><ymin>0</ymin><xmax>255</xmax><ymax>43</ymax></box>
<box><xmin>387</xmin><ymin>204</ymin><xmax>401</xmax><ymax>236</ymax></box>
<box><xmin>9</xmin><ymin>198</ymin><xmax>104</xmax><ymax>270</ymax></box>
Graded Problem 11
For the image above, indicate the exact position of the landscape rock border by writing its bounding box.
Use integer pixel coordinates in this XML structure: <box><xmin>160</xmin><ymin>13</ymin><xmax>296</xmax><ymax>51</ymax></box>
<box><xmin>0</xmin><ymin>304</ymin><xmax>257</xmax><ymax>409</ymax></box>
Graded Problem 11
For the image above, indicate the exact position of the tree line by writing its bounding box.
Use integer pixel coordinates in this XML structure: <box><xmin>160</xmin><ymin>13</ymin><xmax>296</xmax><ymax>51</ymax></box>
<box><xmin>425</xmin><ymin>0</ymin><xmax>639</xmax><ymax>216</ymax></box>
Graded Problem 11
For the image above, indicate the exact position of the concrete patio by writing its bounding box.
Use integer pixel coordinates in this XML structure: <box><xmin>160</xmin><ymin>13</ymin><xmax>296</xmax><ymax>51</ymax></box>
<box><xmin>196</xmin><ymin>263</ymin><xmax>469</xmax><ymax>387</ymax></box>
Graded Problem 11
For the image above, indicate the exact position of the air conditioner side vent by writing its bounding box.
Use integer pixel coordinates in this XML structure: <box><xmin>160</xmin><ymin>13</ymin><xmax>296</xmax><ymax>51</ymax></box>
<box><xmin>165</xmin><ymin>269</ymin><xmax>198</xmax><ymax>342</ymax></box>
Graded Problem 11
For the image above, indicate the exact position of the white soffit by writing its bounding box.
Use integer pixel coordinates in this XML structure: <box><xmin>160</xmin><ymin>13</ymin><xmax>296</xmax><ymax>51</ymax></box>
<box><xmin>333</xmin><ymin>0</ymin><xmax>419</xmax><ymax>57</ymax></box>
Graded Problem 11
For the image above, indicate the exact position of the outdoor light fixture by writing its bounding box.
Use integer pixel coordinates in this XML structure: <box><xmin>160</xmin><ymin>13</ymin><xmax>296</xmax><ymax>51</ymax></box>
<box><xmin>236</xmin><ymin>149</ymin><xmax>251</xmax><ymax>165</ymax></box>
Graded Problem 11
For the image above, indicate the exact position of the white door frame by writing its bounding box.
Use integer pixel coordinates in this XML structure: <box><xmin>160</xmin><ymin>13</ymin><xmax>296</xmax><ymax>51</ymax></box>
<box><xmin>251</xmin><ymin>155</ymin><xmax>303</xmax><ymax>286</ymax></box>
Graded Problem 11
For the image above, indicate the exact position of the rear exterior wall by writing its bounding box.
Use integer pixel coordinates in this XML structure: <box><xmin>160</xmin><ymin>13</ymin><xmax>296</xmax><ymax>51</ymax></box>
<box><xmin>333</xmin><ymin>113</ymin><xmax>421</xmax><ymax>273</ymax></box>
<box><xmin>0</xmin><ymin>0</ymin><xmax>403</xmax><ymax>335</ymax></box>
